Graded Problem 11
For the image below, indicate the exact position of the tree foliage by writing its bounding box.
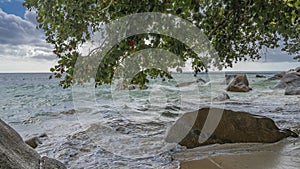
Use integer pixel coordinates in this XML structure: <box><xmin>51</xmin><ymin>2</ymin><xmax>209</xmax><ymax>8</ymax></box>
<box><xmin>23</xmin><ymin>0</ymin><xmax>299</xmax><ymax>88</ymax></box>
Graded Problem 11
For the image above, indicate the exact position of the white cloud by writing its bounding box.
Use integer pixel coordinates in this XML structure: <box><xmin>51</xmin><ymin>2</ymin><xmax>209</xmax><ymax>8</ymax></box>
<box><xmin>0</xmin><ymin>59</ymin><xmax>58</xmax><ymax>73</ymax></box>
<box><xmin>0</xmin><ymin>9</ymin><xmax>45</xmax><ymax>45</ymax></box>
<box><xmin>225</xmin><ymin>62</ymin><xmax>300</xmax><ymax>72</ymax></box>
<box><xmin>0</xmin><ymin>9</ymin><xmax>56</xmax><ymax>72</ymax></box>
<box><xmin>24</xmin><ymin>9</ymin><xmax>39</xmax><ymax>26</ymax></box>
<box><xmin>0</xmin><ymin>0</ymin><xmax>12</xmax><ymax>3</ymax></box>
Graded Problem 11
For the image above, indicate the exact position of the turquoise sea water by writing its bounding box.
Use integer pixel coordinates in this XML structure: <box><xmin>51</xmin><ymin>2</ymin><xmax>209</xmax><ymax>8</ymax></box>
<box><xmin>0</xmin><ymin>72</ymin><xmax>299</xmax><ymax>168</ymax></box>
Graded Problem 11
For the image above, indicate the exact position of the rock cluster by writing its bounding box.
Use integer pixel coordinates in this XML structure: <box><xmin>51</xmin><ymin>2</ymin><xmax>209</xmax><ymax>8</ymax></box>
<box><xmin>0</xmin><ymin>119</ymin><xmax>66</xmax><ymax>169</ymax></box>
<box><xmin>270</xmin><ymin>67</ymin><xmax>300</xmax><ymax>95</ymax></box>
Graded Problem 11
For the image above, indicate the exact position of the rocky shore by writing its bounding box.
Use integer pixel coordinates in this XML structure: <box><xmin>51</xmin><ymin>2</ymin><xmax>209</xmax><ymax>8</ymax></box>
<box><xmin>0</xmin><ymin>119</ymin><xmax>66</xmax><ymax>169</ymax></box>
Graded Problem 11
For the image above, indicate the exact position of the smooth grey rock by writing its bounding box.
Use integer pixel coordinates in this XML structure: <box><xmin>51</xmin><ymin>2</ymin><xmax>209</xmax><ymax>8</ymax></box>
<box><xmin>166</xmin><ymin>108</ymin><xmax>298</xmax><ymax>149</ymax></box>
<box><xmin>40</xmin><ymin>156</ymin><xmax>67</xmax><ymax>169</ymax></box>
<box><xmin>285</xmin><ymin>86</ymin><xmax>300</xmax><ymax>95</ymax></box>
<box><xmin>267</xmin><ymin>71</ymin><xmax>287</xmax><ymax>81</ymax></box>
<box><xmin>268</xmin><ymin>66</ymin><xmax>300</xmax><ymax>81</ymax></box>
<box><xmin>272</xmin><ymin>72</ymin><xmax>300</xmax><ymax>89</ymax></box>
<box><xmin>0</xmin><ymin>119</ymin><xmax>40</xmax><ymax>169</ymax></box>
<box><xmin>0</xmin><ymin>119</ymin><xmax>66</xmax><ymax>169</ymax></box>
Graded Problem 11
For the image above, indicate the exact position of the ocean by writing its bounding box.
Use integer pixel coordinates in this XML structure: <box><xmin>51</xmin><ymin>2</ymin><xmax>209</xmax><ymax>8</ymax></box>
<box><xmin>0</xmin><ymin>72</ymin><xmax>299</xmax><ymax>168</ymax></box>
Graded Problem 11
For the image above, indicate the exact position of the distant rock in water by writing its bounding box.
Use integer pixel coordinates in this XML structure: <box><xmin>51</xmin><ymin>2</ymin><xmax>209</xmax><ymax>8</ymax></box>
<box><xmin>115</xmin><ymin>80</ymin><xmax>148</xmax><ymax>90</ymax></box>
<box><xmin>166</xmin><ymin>108</ymin><xmax>298</xmax><ymax>149</ymax></box>
<box><xmin>272</xmin><ymin>72</ymin><xmax>300</xmax><ymax>89</ymax></box>
<box><xmin>256</xmin><ymin>74</ymin><xmax>266</xmax><ymax>78</ymax></box>
<box><xmin>175</xmin><ymin>78</ymin><xmax>207</xmax><ymax>87</ymax></box>
<box><xmin>128</xmin><ymin>84</ymin><xmax>148</xmax><ymax>90</ymax></box>
<box><xmin>213</xmin><ymin>92</ymin><xmax>230</xmax><ymax>101</ymax></box>
<box><xmin>226</xmin><ymin>74</ymin><xmax>251</xmax><ymax>92</ymax></box>
<box><xmin>0</xmin><ymin>119</ymin><xmax>66</xmax><ymax>169</ymax></box>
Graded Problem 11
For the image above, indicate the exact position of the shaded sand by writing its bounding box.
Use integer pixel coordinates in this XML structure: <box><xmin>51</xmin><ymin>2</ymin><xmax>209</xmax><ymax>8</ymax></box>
<box><xmin>175</xmin><ymin>138</ymin><xmax>300</xmax><ymax>169</ymax></box>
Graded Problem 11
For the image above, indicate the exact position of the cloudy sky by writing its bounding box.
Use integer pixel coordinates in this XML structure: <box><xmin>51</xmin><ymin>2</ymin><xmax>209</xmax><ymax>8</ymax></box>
<box><xmin>0</xmin><ymin>0</ymin><xmax>298</xmax><ymax>72</ymax></box>
<box><xmin>0</xmin><ymin>0</ymin><xmax>57</xmax><ymax>72</ymax></box>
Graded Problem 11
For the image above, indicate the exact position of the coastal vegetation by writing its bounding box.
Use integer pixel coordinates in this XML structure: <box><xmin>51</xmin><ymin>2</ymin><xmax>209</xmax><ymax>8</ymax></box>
<box><xmin>23</xmin><ymin>0</ymin><xmax>299</xmax><ymax>88</ymax></box>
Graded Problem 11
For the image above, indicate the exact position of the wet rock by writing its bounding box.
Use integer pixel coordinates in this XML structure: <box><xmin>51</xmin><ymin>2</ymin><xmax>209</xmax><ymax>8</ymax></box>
<box><xmin>25</xmin><ymin>136</ymin><xmax>42</xmax><ymax>149</ymax></box>
<box><xmin>115</xmin><ymin>80</ymin><xmax>148</xmax><ymax>90</ymax></box>
<box><xmin>39</xmin><ymin>133</ymin><xmax>48</xmax><ymax>138</ymax></box>
<box><xmin>256</xmin><ymin>74</ymin><xmax>266</xmax><ymax>78</ymax></box>
<box><xmin>213</xmin><ymin>92</ymin><xmax>230</xmax><ymax>101</ymax></box>
<box><xmin>175</xmin><ymin>78</ymin><xmax>206</xmax><ymax>87</ymax></box>
<box><xmin>267</xmin><ymin>71</ymin><xmax>287</xmax><ymax>81</ymax></box>
<box><xmin>0</xmin><ymin>119</ymin><xmax>66</xmax><ymax>169</ymax></box>
<box><xmin>272</xmin><ymin>72</ymin><xmax>300</xmax><ymax>89</ymax></box>
<box><xmin>25</xmin><ymin>133</ymin><xmax>48</xmax><ymax>149</ymax></box>
<box><xmin>226</xmin><ymin>74</ymin><xmax>251</xmax><ymax>92</ymax></box>
<box><xmin>285</xmin><ymin>86</ymin><xmax>300</xmax><ymax>95</ymax></box>
<box><xmin>166</xmin><ymin>108</ymin><xmax>298</xmax><ymax>149</ymax></box>
<box><xmin>128</xmin><ymin>84</ymin><xmax>148</xmax><ymax>90</ymax></box>
<box><xmin>161</xmin><ymin>111</ymin><xmax>179</xmax><ymax>118</ymax></box>
<box><xmin>40</xmin><ymin>156</ymin><xmax>66</xmax><ymax>169</ymax></box>
<box><xmin>268</xmin><ymin>66</ymin><xmax>300</xmax><ymax>81</ymax></box>
<box><xmin>224</xmin><ymin>74</ymin><xmax>237</xmax><ymax>85</ymax></box>
<box><xmin>0</xmin><ymin>119</ymin><xmax>40</xmax><ymax>169</ymax></box>
<box><xmin>61</xmin><ymin>109</ymin><xmax>76</xmax><ymax>115</ymax></box>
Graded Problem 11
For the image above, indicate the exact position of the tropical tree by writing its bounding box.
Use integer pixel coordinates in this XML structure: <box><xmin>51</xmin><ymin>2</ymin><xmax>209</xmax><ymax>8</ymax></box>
<box><xmin>23</xmin><ymin>0</ymin><xmax>299</xmax><ymax>88</ymax></box>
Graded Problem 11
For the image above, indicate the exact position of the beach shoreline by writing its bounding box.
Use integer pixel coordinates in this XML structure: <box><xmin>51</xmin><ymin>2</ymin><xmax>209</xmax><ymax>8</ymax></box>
<box><xmin>177</xmin><ymin>138</ymin><xmax>300</xmax><ymax>169</ymax></box>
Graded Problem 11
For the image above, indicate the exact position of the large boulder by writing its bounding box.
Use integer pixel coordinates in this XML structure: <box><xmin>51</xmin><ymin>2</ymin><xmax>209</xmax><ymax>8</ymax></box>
<box><xmin>166</xmin><ymin>108</ymin><xmax>298</xmax><ymax>149</ymax></box>
<box><xmin>272</xmin><ymin>72</ymin><xmax>300</xmax><ymax>89</ymax></box>
<box><xmin>0</xmin><ymin>119</ymin><xmax>66</xmax><ymax>169</ymax></box>
<box><xmin>226</xmin><ymin>74</ymin><xmax>251</xmax><ymax>92</ymax></box>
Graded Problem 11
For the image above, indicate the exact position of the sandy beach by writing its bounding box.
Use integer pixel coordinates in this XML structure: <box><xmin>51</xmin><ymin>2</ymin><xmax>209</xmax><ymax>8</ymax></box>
<box><xmin>178</xmin><ymin>138</ymin><xmax>300</xmax><ymax>169</ymax></box>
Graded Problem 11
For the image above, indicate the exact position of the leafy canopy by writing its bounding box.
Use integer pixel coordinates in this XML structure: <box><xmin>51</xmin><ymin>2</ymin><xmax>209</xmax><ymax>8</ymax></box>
<box><xmin>23</xmin><ymin>0</ymin><xmax>299</xmax><ymax>88</ymax></box>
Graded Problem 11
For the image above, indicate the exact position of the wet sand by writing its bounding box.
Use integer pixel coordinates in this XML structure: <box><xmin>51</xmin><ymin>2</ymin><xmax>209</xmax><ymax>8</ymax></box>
<box><xmin>176</xmin><ymin>138</ymin><xmax>300</xmax><ymax>169</ymax></box>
